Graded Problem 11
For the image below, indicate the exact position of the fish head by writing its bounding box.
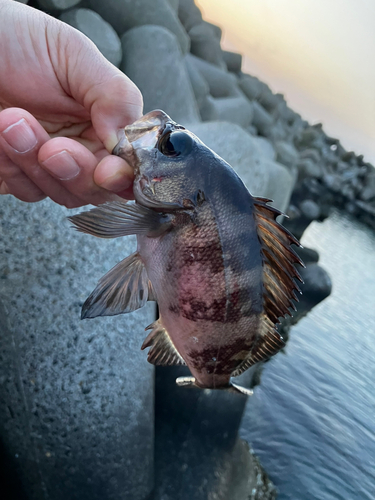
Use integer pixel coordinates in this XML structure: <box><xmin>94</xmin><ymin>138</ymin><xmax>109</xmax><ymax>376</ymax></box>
<box><xmin>113</xmin><ymin>110</ymin><xmax>213</xmax><ymax>210</ymax></box>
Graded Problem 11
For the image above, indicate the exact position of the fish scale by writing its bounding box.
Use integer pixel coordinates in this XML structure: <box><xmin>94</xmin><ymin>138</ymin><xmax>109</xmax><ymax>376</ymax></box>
<box><xmin>69</xmin><ymin>110</ymin><xmax>304</xmax><ymax>396</ymax></box>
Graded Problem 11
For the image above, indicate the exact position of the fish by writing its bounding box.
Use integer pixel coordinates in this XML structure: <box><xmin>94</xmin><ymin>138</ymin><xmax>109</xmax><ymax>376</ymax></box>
<box><xmin>69</xmin><ymin>109</ymin><xmax>304</xmax><ymax>396</ymax></box>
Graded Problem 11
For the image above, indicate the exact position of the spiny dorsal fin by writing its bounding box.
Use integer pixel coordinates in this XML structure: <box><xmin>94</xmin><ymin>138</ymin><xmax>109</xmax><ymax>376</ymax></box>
<box><xmin>231</xmin><ymin>315</ymin><xmax>285</xmax><ymax>376</ymax></box>
<box><xmin>254</xmin><ymin>197</ymin><xmax>305</xmax><ymax>325</ymax></box>
<box><xmin>141</xmin><ymin>318</ymin><xmax>186</xmax><ymax>366</ymax></box>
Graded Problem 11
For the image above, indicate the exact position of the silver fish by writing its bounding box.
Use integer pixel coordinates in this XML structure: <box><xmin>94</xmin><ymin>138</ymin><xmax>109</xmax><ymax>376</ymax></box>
<box><xmin>69</xmin><ymin>110</ymin><xmax>304</xmax><ymax>396</ymax></box>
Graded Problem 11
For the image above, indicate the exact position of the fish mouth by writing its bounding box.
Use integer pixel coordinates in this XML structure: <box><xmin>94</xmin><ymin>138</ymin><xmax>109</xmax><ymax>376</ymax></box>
<box><xmin>112</xmin><ymin>109</ymin><xmax>176</xmax><ymax>166</ymax></box>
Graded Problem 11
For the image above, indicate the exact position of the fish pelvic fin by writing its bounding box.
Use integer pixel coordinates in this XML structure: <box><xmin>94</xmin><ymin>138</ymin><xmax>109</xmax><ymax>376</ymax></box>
<box><xmin>141</xmin><ymin>318</ymin><xmax>186</xmax><ymax>366</ymax></box>
<box><xmin>69</xmin><ymin>201</ymin><xmax>173</xmax><ymax>239</ymax></box>
<box><xmin>82</xmin><ymin>252</ymin><xmax>151</xmax><ymax>319</ymax></box>
<box><xmin>175</xmin><ymin>377</ymin><xmax>253</xmax><ymax>396</ymax></box>
<box><xmin>253</xmin><ymin>197</ymin><xmax>305</xmax><ymax>325</ymax></box>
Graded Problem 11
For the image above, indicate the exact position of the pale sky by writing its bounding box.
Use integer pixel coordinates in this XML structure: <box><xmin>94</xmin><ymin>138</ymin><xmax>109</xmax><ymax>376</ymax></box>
<box><xmin>196</xmin><ymin>0</ymin><xmax>375</xmax><ymax>165</ymax></box>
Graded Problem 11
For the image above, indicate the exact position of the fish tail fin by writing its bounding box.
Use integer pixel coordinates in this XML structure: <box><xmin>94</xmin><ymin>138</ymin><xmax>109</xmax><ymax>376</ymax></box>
<box><xmin>175</xmin><ymin>377</ymin><xmax>253</xmax><ymax>396</ymax></box>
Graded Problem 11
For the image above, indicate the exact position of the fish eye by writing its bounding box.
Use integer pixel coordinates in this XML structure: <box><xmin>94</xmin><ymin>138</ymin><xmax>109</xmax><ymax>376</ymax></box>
<box><xmin>157</xmin><ymin>131</ymin><xmax>193</xmax><ymax>157</ymax></box>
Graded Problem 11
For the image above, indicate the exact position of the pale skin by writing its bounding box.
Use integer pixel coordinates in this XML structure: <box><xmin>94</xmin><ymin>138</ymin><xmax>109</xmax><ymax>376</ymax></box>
<box><xmin>0</xmin><ymin>0</ymin><xmax>142</xmax><ymax>207</ymax></box>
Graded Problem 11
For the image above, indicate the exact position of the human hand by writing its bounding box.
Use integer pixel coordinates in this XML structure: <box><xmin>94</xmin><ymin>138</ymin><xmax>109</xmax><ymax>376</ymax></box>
<box><xmin>0</xmin><ymin>0</ymin><xmax>142</xmax><ymax>207</ymax></box>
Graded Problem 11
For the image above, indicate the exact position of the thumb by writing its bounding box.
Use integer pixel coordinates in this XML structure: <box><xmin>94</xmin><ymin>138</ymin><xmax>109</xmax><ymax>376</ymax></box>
<box><xmin>54</xmin><ymin>23</ymin><xmax>143</xmax><ymax>151</ymax></box>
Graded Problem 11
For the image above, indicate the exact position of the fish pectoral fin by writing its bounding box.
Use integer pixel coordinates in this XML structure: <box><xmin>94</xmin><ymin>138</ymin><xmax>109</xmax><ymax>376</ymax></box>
<box><xmin>82</xmin><ymin>252</ymin><xmax>150</xmax><ymax>319</ymax></box>
<box><xmin>231</xmin><ymin>315</ymin><xmax>285</xmax><ymax>377</ymax></box>
<box><xmin>141</xmin><ymin>318</ymin><xmax>186</xmax><ymax>366</ymax></box>
<box><xmin>175</xmin><ymin>377</ymin><xmax>253</xmax><ymax>396</ymax></box>
<box><xmin>69</xmin><ymin>201</ymin><xmax>173</xmax><ymax>239</ymax></box>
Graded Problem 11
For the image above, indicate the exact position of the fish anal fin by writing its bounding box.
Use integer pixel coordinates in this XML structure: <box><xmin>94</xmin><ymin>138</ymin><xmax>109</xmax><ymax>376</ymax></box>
<box><xmin>69</xmin><ymin>201</ymin><xmax>173</xmax><ymax>239</ymax></box>
<box><xmin>231</xmin><ymin>315</ymin><xmax>285</xmax><ymax>376</ymax></box>
<box><xmin>82</xmin><ymin>252</ymin><xmax>150</xmax><ymax>319</ymax></box>
<box><xmin>141</xmin><ymin>318</ymin><xmax>186</xmax><ymax>366</ymax></box>
<box><xmin>254</xmin><ymin>197</ymin><xmax>304</xmax><ymax>324</ymax></box>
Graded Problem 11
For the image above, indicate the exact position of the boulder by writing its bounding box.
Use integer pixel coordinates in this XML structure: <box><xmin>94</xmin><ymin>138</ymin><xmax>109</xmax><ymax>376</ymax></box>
<box><xmin>188</xmin><ymin>121</ymin><xmax>294</xmax><ymax>212</ymax></box>
<box><xmin>199</xmin><ymin>95</ymin><xmax>219</xmax><ymax>121</ymax></box>
<box><xmin>252</xmin><ymin>101</ymin><xmax>273</xmax><ymax>136</ymax></box>
<box><xmin>258</xmin><ymin>87</ymin><xmax>281</xmax><ymax>112</ymax></box>
<box><xmin>294</xmin><ymin>246</ymin><xmax>319</xmax><ymax>264</ymax></box>
<box><xmin>299</xmin><ymin>148</ymin><xmax>321</xmax><ymax>163</ymax></box>
<box><xmin>297</xmin><ymin>158</ymin><xmax>322</xmax><ymax>180</ymax></box>
<box><xmin>299</xmin><ymin>199</ymin><xmax>321</xmax><ymax>220</ymax></box>
<box><xmin>274</xmin><ymin>140</ymin><xmax>299</xmax><ymax>169</ymax></box>
<box><xmin>222</xmin><ymin>50</ymin><xmax>242</xmax><ymax>73</ymax></box>
<box><xmin>121</xmin><ymin>26</ymin><xmax>200</xmax><ymax>124</ymax></box>
<box><xmin>36</xmin><ymin>0</ymin><xmax>80</xmax><ymax>9</ymax></box>
<box><xmin>203</xmin><ymin>21</ymin><xmax>222</xmax><ymax>41</ymax></box>
<box><xmin>211</xmin><ymin>95</ymin><xmax>253</xmax><ymax>128</ymax></box>
<box><xmin>237</xmin><ymin>74</ymin><xmax>264</xmax><ymax>101</ymax></box>
<box><xmin>184</xmin><ymin>54</ymin><xmax>210</xmax><ymax>107</ymax></box>
<box><xmin>88</xmin><ymin>0</ymin><xmax>190</xmax><ymax>54</ymax></box>
<box><xmin>178</xmin><ymin>0</ymin><xmax>203</xmax><ymax>32</ymax></box>
<box><xmin>0</xmin><ymin>198</ymin><xmax>155</xmax><ymax>500</ymax></box>
<box><xmin>187</xmin><ymin>54</ymin><xmax>240</xmax><ymax>98</ymax></box>
<box><xmin>360</xmin><ymin>169</ymin><xmax>375</xmax><ymax>201</ymax></box>
<box><xmin>252</xmin><ymin>137</ymin><xmax>276</xmax><ymax>161</ymax></box>
<box><xmin>166</xmin><ymin>0</ymin><xmax>179</xmax><ymax>12</ymax></box>
<box><xmin>60</xmin><ymin>9</ymin><xmax>122</xmax><ymax>67</ymax></box>
<box><xmin>188</xmin><ymin>23</ymin><xmax>226</xmax><ymax>68</ymax></box>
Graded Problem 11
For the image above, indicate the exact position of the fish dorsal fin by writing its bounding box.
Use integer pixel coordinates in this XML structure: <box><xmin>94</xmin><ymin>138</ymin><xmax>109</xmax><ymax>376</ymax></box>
<box><xmin>141</xmin><ymin>318</ymin><xmax>186</xmax><ymax>366</ymax></box>
<box><xmin>253</xmin><ymin>197</ymin><xmax>304</xmax><ymax>325</ymax></box>
<box><xmin>82</xmin><ymin>252</ymin><xmax>150</xmax><ymax>319</ymax></box>
<box><xmin>231</xmin><ymin>315</ymin><xmax>285</xmax><ymax>376</ymax></box>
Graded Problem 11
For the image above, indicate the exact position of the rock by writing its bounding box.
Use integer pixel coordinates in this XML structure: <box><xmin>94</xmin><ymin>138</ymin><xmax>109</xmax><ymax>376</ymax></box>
<box><xmin>199</xmin><ymin>95</ymin><xmax>219</xmax><ymax>121</ymax></box>
<box><xmin>299</xmin><ymin>199</ymin><xmax>321</xmax><ymax>220</ymax></box>
<box><xmin>188</xmin><ymin>121</ymin><xmax>294</xmax><ymax>212</ymax></box>
<box><xmin>299</xmin><ymin>148</ymin><xmax>321</xmax><ymax>164</ymax></box>
<box><xmin>237</xmin><ymin>74</ymin><xmax>264</xmax><ymax>101</ymax></box>
<box><xmin>294</xmin><ymin>246</ymin><xmax>319</xmax><ymax>264</ymax></box>
<box><xmin>360</xmin><ymin>170</ymin><xmax>375</xmax><ymax>201</ymax></box>
<box><xmin>88</xmin><ymin>0</ymin><xmax>190</xmax><ymax>54</ymax></box>
<box><xmin>258</xmin><ymin>87</ymin><xmax>281</xmax><ymax>112</ymax></box>
<box><xmin>323</xmin><ymin>173</ymin><xmax>342</xmax><ymax>192</ymax></box>
<box><xmin>211</xmin><ymin>95</ymin><xmax>253</xmax><ymax>128</ymax></box>
<box><xmin>166</xmin><ymin>0</ymin><xmax>179</xmax><ymax>12</ymax></box>
<box><xmin>222</xmin><ymin>50</ymin><xmax>242</xmax><ymax>73</ymax></box>
<box><xmin>252</xmin><ymin>137</ymin><xmax>276</xmax><ymax>161</ymax></box>
<box><xmin>274</xmin><ymin>140</ymin><xmax>299</xmax><ymax>169</ymax></box>
<box><xmin>292</xmin><ymin>263</ymin><xmax>332</xmax><ymax>323</ymax></box>
<box><xmin>121</xmin><ymin>26</ymin><xmax>200</xmax><ymax>124</ymax></box>
<box><xmin>60</xmin><ymin>9</ymin><xmax>122</xmax><ymax>67</ymax></box>
<box><xmin>0</xmin><ymin>198</ymin><xmax>155</xmax><ymax>500</ymax></box>
<box><xmin>184</xmin><ymin>54</ymin><xmax>210</xmax><ymax>107</ymax></box>
<box><xmin>267</xmin><ymin>119</ymin><xmax>288</xmax><ymax>142</ymax></box>
<box><xmin>297</xmin><ymin>158</ymin><xmax>322</xmax><ymax>180</ymax></box>
<box><xmin>189</xmin><ymin>23</ymin><xmax>225</xmax><ymax>68</ymax></box>
<box><xmin>178</xmin><ymin>0</ymin><xmax>203</xmax><ymax>32</ymax></box>
<box><xmin>36</xmin><ymin>0</ymin><xmax>80</xmax><ymax>8</ymax></box>
<box><xmin>246</xmin><ymin>125</ymin><xmax>258</xmax><ymax>136</ymax></box>
<box><xmin>252</xmin><ymin>101</ymin><xmax>273</xmax><ymax>136</ymax></box>
<box><xmin>203</xmin><ymin>21</ymin><xmax>222</xmax><ymax>41</ymax></box>
<box><xmin>187</xmin><ymin>54</ymin><xmax>240</xmax><ymax>98</ymax></box>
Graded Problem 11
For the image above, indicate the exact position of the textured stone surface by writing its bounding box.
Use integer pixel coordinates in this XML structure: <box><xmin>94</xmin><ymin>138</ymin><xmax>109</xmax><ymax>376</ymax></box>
<box><xmin>188</xmin><ymin>121</ymin><xmax>294</xmax><ymax>211</ymax></box>
<box><xmin>222</xmin><ymin>50</ymin><xmax>242</xmax><ymax>73</ymax></box>
<box><xmin>211</xmin><ymin>95</ymin><xmax>253</xmax><ymax>128</ymax></box>
<box><xmin>252</xmin><ymin>137</ymin><xmax>276</xmax><ymax>161</ymax></box>
<box><xmin>189</xmin><ymin>22</ymin><xmax>225</xmax><ymax>68</ymax></box>
<box><xmin>199</xmin><ymin>95</ymin><xmax>219</xmax><ymax>121</ymax></box>
<box><xmin>88</xmin><ymin>0</ymin><xmax>190</xmax><ymax>54</ymax></box>
<box><xmin>274</xmin><ymin>140</ymin><xmax>299</xmax><ymax>169</ymax></box>
<box><xmin>238</xmin><ymin>74</ymin><xmax>265</xmax><ymax>101</ymax></box>
<box><xmin>60</xmin><ymin>9</ymin><xmax>122</xmax><ymax>67</ymax></box>
<box><xmin>178</xmin><ymin>0</ymin><xmax>203</xmax><ymax>32</ymax></box>
<box><xmin>121</xmin><ymin>26</ymin><xmax>200</xmax><ymax>124</ymax></box>
<box><xmin>36</xmin><ymin>0</ymin><xmax>80</xmax><ymax>9</ymax></box>
<box><xmin>188</xmin><ymin>54</ymin><xmax>240</xmax><ymax>98</ymax></box>
<box><xmin>184</xmin><ymin>54</ymin><xmax>210</xmax><ymax>107</ymax></box>
<box><xmin>252</xmin><ymin>101</ymin><xmax>274</xmax><ymax>136</ymax></box>
<box><xmin>0</xmin><ymin>197</ymin><xmax>155</xmax><ymax>500</ymax></box>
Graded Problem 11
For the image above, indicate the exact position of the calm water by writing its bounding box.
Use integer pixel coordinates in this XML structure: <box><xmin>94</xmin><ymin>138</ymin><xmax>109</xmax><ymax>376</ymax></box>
<box><xmin>240</xmin><ymin>210</ymin><xmax>375</xmax><ymax>500</ymax></box>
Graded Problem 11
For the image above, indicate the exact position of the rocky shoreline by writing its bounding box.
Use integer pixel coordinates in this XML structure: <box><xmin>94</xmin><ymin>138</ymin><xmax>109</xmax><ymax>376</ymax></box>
<box><xmin>2</xmin><ymin>1</ymin><xmax>371</xmax><ymax>499</ymax></box>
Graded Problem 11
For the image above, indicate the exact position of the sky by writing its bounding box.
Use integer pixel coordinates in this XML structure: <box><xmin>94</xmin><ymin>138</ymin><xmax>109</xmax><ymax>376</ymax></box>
<box><xmin>196</xmin><ymin>0</ymin><xmax>375</xmax><ymax>165</ymax></box>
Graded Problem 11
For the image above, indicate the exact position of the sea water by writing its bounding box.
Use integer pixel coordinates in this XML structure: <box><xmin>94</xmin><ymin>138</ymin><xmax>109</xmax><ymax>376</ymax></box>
<box><xmin>240</xmin><ymin>210</ymin><xmax>375</xmax><ymax>500</ymax></box>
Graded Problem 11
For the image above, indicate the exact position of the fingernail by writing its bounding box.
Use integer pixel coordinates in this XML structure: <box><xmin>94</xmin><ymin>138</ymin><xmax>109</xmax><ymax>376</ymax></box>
<box><xmin>42</xmin><ymin>151</ymin><xmax>80</xmax><ymax>181</ymax></box>
<box><xmin>1</xmin><ymin>118</ymin><xmax>37</xmax><ymax>153</ymax></box>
